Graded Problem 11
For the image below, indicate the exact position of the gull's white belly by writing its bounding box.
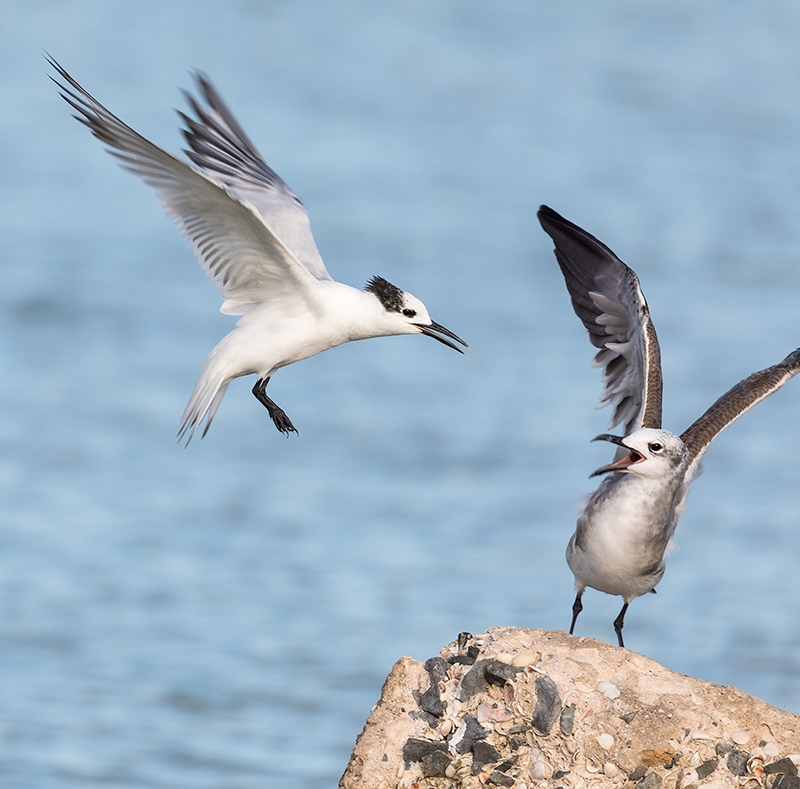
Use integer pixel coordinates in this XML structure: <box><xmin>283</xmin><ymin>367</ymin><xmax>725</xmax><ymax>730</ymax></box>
<box><xmin>567</xmin><ymin>479</ymin><xmax>675</xmax><ymax>600</ymax></box>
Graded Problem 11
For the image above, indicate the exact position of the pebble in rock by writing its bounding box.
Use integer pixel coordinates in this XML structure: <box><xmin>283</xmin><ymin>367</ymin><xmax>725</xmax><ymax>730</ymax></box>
<box><xmin>559</xmin><ymin>704</ymin><xmax>575</xmax><ymax>736</ymax></box>
<box><xmin>402</xmin><ymin>738</ymin><xmax>448</xmax><ymax>768</ymax></box>
<box><xmin>471</xmin><ymin>741</ymin><xmax>501</xmax><ymax>775</ymax></box>
<box><xmin>420</xmin><ymin>750</ymin><xmax>451</xmax><ymax>778</ymax></box>
<box><xmin>715</xmin><ymin>742</ymin><xmax>733</xmax><ymax>756</ymax></box>
<box><xmin>764</xmin><ymin>758</ymin><xmax>799</xmax><ymax>777</ymax></box>
<box><xmin>452</xmin><ymin>714</ymin><xmax>489</xmax><ymax>755</ymax></box>
<box><xmin>696</xmin><ymin>758</ymin><xmax>718</xmax><ymax>779</ymax></box>
<box><xmin>484</xmin><ymin>660</ymin><xmax>523</xmax><ymax>686</ymax></box>
<box><xmin>532</xmin><ymin>675</ymin><xmax>561</xmax><ymax>735</ymax></box>
<box><xmin>726</xmin><ymin>749</ymin><xmax>749</xmax><ymax>776</ymax></box>
<box><xmin>458</xmin><ymin>660</ymin><xmax>490</xmax><ymax>700</ymax></box>
<box><xmin>418</xmin><ymin>683</ymin><xmax>444</xmax><ymax>718</ymax></box>
<box><xmin>487</xmin><ymin>771</ymin><xmax>514</xmax><ymax>787</ymax></box>
<box><xmin>773</xmin><ymin>777</ymin><xmax>800</xmax><ymax>789</ymax></box>
<box><xmin>637</xmin><ymin>772</ymin><xmax>663</xmax><ymax>789</ymax></box>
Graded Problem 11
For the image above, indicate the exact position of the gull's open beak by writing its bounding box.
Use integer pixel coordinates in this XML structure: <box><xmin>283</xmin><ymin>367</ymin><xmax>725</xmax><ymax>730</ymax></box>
<box><xmin>414</xmin><ymin>321</ymin><xmax>469</xmax><ymax>354</ymax></box>
<box><xmin>589</xmin><ymin>433</ymin><xmax>644</xmax><ymax>477</ymax></box>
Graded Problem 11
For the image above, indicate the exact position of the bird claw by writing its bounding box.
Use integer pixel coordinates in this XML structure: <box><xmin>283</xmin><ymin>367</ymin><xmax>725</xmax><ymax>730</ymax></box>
<box><xmin>271</xmin><ymin>412</ymin><xmax>298</xmax><ymax>436</ymax></box>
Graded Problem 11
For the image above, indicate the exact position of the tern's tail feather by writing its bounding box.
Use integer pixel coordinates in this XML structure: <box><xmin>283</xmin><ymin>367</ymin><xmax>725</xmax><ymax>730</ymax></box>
<box><xmin>178</xmin><ymin>358</ymin><xmax>232</xmax><ymax>445</ymax></box>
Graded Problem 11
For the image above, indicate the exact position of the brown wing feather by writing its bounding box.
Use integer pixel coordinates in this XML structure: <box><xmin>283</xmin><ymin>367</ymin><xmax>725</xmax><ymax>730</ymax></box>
<box><xmin>681</xmin><ymin>348</ymin><xmax>800</xmax><ymax>478</ymax></box>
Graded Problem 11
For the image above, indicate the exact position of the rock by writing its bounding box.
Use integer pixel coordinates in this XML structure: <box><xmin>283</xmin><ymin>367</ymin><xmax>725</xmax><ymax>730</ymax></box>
<box><xmin>727</xmin><ymin>748</ymin><xmax>749</xmax><ymax>775</ymax></box>
<box><xmin>457</xmin><ymin>660</ymin><xmax>490</xmax><ymax>700</ymax></box>
<box><xmin>402</xmin><ymin>738</ymin><xmax>447</xmax><ymax>767</ymax></box>
<box><xmin>471</xmin><ymin>740</ymin><xmax>501</xmax><ymax>774</ymax></box>
<box><xmin>338</xmin><ymin>627</ymin><xmax>800</xmax><ymax>789</ymax></box>
<box><xmin>424</xmin><ymin>656</ymin><xmax>449</xmax><ymax>684</ymax></box>
<box><xmin>451</xmin><ymin>714</ymin><xmax>488</xmax><ymax>754</ymax></box>
<box><xmin>494</xmin><ymin>755</ymin><xmax>517</xmax><ymax>773</ymax></box>
<box><xmin>531</xmin><ymin>675</ymin><xmax>561</xmax><ymax>734</ymax></box>
<box><xmin>559</xmin><ymin>703</ymin><xmax>575</xmax><ymax>736</ymax></box>
<box><xmin>715</xmin><ymin>741</ymin><xmax>733</xmax><ymax>756</ymax></box>
<box><xmin>416</xmin><ymin>688</ymin><xmax>443</xmax><ymax>719</ymax></box>
<box><xmin>765</xmin><ymin>757</ymin><xmax>799</xmax><ymax>776</ymax></box>
<box><xmin>696</xmin><ymin>758</ymin><xmax>718</xmax><ymax>779</ymax></box>
<box><xmin>486</xmin><ymin>770</ymin><xmax>514</xmax><ymax>786</ymax></box>
<box><xmin>484</xmin><ymin>659</ymin><xmax>522</xmax><ymax>686</ymax></box>
<box><xmin>637</xmin><ymin>772</ymin><xmax>663</xmax><ymax>789</ymax></box>
<box><xmin>420</xmin><ymin>749</ymin><xmax>450</xmax><ymax>778</ymax></box>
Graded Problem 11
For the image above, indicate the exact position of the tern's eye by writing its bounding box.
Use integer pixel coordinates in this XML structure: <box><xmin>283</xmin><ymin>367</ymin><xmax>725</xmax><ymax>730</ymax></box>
<box><xmin>648</xmin><ymin>442</ymin><xmax>663</xmax><ymax>453</ymax></box>
<box><xmin>402</xmin><ymin>308</ymin><xmax>416</xmax><ymax>318</ymax></box>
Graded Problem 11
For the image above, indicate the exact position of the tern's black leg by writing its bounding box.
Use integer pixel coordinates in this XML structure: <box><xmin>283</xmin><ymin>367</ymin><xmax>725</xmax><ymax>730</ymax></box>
<box><xmin>252</xmin><ymin>377</ymin><xmax>298</xmax><ymax>436</ymax></box>
<box><xmin>569</xmin><ymin>590</ymin><xmax>583</xmax><ymax>635</ymax></box>
<box><xmin>613</xmin><ymin>601</ymin><xmax>629</xmax><ymax>648</ymax></box>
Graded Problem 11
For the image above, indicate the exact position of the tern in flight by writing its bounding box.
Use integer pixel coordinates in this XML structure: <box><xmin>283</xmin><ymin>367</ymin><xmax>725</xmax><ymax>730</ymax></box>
<box><xmin>50</xmin><ymin>58</ymin><xmax>467</xmax><ymax>442</ymax></box>
<box><xmin>539</xmin><ymin>204</ymin><xmax>800</xmax><ymax>647</ymax></box>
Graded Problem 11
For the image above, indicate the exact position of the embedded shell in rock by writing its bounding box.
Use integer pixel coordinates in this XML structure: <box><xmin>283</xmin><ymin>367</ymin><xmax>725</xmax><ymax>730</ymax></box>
<box><xmin>338</xmin><ymin>627</ymin><xmax>800</xmax><ymax>789</ymax></box>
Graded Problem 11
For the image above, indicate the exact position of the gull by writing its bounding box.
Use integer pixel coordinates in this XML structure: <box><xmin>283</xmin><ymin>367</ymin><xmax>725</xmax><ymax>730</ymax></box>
<box><xmin>538</xmin><ymin>204</ymin><xmax>800</xmax><ymax>648</ymax></box>
<box><xmin>48</xmin><ymin>58</ymin><xmax>467</xmax><ymax>443</ymax></box>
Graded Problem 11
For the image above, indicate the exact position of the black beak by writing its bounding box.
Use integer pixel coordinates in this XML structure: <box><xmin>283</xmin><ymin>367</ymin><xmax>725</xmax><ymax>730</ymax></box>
<box><xmin>591</xmin><ymin>433</ymin><xmax>627</xmax><ymax>447</ymax></box>
<box><xmin>414</xmin><ymin>321</ymin><xmax>469</xmax><ymax>354</ymax></box>
<box><xmin>589</xmin><ymin>434</ymin><xmax>644</xmax><ymax>477</ymax></box>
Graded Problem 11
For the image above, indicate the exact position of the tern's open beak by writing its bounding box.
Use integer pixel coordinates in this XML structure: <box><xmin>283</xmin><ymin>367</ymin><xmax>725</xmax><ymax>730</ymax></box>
<box><xmin>589</xmin><ymin>433</ymin><xmax>644</xmax><ymax>477</ymax></box>
<box><xmin>414</xmin><ymin>321</ymin><xmax>469</xmax><ymax>354</ymax></box>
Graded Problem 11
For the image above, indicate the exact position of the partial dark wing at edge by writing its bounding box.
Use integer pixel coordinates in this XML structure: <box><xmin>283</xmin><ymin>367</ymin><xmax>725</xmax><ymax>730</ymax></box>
<box><xmin>538</xmin><ymin>205</ymin><xmax>663</xmax><ymax>435</ymax></box>
<box><xmin>681</xmin><ymin>347</ymin><xmax>800</xmax><ymax>481</ymax></box>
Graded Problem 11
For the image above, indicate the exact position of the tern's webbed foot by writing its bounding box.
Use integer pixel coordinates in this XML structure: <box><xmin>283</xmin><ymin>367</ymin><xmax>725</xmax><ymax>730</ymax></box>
<box><xmin>252</xmin><ymin>377</ymin><xmax>298</xmax><ymax>436</ymax></box>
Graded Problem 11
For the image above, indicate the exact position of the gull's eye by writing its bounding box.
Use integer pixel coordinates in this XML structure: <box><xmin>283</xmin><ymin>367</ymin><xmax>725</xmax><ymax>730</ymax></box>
<box><xmin>648</xmin><ymin>442</ymin><xmax>663</xmax><ymax>453</ymax></box>
<box><xmin>402</xmin><ymin>308</ymin><xmax>416</xmax><ymax>318</ymax></box>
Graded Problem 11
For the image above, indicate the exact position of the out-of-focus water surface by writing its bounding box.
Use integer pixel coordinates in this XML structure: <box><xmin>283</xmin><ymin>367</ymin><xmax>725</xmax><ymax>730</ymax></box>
<box><xmin>3</xmin><ymin>1</ymin><xmax>800</xmax><ymax>786</ymax></box>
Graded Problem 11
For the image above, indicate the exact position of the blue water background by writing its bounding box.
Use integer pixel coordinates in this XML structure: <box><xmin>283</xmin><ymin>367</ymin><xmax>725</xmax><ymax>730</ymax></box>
<box><xmin>3</xmin><ymin>1</ymin><xmax>800</xmax><ymax>786</ymax></box>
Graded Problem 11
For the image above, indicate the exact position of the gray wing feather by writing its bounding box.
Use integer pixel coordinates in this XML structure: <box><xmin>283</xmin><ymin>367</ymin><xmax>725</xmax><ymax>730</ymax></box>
<box><xmin>680</xmin><ymin>347</ymin><xmax>800</xmax><ymax>482</ymax></box>
<box><xmin>538</xmin><ymin>205</ymin><xmax>663</xmax><ymax>436</ymax></box>
<box><xmin>49</xmin><ymin>57</ymin><xmax>324</xmax><ymax>317</ymax></box>
<box><xmin>178</xmin><ymin>73</ymin><xmax>332</xmax><ymax>283</ymax></box>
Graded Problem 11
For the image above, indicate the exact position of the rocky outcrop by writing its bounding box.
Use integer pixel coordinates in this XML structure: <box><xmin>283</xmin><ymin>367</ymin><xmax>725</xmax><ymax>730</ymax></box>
<box><xmin>339</xmin><ymin>627</ymin><xmax>800</xmax><ymax>789</ymax></box>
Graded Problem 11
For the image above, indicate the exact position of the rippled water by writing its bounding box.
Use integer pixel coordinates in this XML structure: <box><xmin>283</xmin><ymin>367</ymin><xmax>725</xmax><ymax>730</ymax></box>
<box><xmin>3</xmin><ymin>1</ymin><xmax>800</xmax><ymax>786</ymax></box>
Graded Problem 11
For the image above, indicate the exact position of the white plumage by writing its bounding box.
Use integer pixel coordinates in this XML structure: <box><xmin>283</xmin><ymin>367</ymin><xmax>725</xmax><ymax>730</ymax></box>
<box><xmin>50</xmin><ymin>57</ymin><xmax>467</xmax><ymax>442</ymax></box>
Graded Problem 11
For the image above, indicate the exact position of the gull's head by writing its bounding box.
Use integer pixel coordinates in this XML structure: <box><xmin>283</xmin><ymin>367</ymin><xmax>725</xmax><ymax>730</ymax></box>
<box><xmin>590</xmin><ymin>428</ymin><xmax>688</xmax><ymax>480</ymax></box>
<box><xmin>364</xmin><ymin>276</ymin><xmax>468</xmax><ymax>353</ymax></box>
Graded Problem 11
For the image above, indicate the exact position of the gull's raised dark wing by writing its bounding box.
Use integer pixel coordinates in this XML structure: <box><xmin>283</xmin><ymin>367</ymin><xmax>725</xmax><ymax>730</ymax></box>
<box><xmin>538</xmin><ymin>205</ymin><xmax>663</xmax><ymax>436</ymax></box>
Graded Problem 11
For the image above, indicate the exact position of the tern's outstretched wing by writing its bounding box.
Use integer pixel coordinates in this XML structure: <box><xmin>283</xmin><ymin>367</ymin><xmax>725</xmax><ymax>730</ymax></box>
<box><xmin>680</xmin><ymin>347</ymin><xmax>800</xmax><ymax>482</ymax></box>
<box><xmin>538</xmin><ymin>205</ymin><xmax>662</xmax><ymax>437</ymax></box>
<box><xmin>49</xmin><ymin>57</ymin><xmax>326</xmax><ymax>317</ymax></box>
<box><xmin>177</xmin><ymin>73</ymin><xmax>332</xmax><ymax>285</ymax></box>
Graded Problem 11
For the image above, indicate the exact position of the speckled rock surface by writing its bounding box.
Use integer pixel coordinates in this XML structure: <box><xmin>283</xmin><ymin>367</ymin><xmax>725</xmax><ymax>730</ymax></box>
<box><xmin>338</xmin><ymin>628</ymin><xmax>800</xmax><ymax>789</ymax></box>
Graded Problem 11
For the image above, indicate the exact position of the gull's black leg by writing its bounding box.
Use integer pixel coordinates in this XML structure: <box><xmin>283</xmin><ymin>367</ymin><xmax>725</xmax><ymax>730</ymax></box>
<box><xmin>569</xmin><ymin>590</ymin><xmax>583</xmax><ymax>635</ymax></box>
<box><xmin>252</xmin><ymin>377</ymin><xmax>298</xmax><ymax>436</ymax></box>
<box><xmin>613</xmin><ymin>601</ymin><xmax>629</xmax><ymax>648</ymax></box>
